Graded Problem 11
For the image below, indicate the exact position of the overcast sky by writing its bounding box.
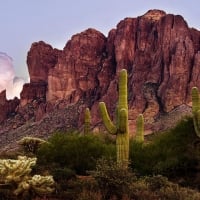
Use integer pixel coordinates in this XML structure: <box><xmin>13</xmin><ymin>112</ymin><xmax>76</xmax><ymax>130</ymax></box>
<box><xmin>0</xmin><ymin>0</ymin><xmax>200</xmax><ymax>98</ymax></box>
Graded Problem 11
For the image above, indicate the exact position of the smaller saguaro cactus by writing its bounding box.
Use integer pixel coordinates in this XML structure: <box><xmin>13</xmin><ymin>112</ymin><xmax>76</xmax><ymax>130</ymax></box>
<box><xmin>84</xmin><ymin>108</ymin><xmax>91</xmax><ymax>134</ymax></box>
<box><xmin>135</xmin><ymin>114</ymin><xmax>144</xmax><ymax>143</ymax></box>
<box><xmin>191</xmin><ymin>87</ymin><xmax>200</xmax><ymax>137</ymax></box>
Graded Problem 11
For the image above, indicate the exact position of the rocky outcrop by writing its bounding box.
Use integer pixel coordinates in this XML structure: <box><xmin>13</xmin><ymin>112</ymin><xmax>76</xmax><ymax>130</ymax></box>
<box><xmin>1</xmin><ymin>9</ymin><xmax>200</xmax><ymax>139</ymax></box>
<box><xmin>27</xmin><ymin>41</ymin><xmax>60</xmax><ymax>83</ymax></box>
<box><xmin>0</xmin><ymin>90</ymin><xmax>19</xmax><ymax>123</ymax></box>
<box><xmin>20</xmin><ymin>41</ymin><xmax>61</xmax><ymax>107</ymax></box>
<box><xmin>105</xmin><ymin>10</ymin><xmax>200</xmax><ymax>126</ymax></box>
<box><xmin>20</xmin><ymin>82</ymin><xmax>47</xmax><ymax>106</ymax></box>
<box><xmin>47</xmin><ymin>28</ymin><xmax>115</xmax><ymax>105</ymax></box>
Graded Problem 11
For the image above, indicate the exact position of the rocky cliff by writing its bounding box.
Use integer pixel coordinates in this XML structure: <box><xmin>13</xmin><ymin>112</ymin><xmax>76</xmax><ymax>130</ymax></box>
<box><xmin>1</xmin><ymin>9</ymin><xmax>200</xmax><ymax>149</ymax></box>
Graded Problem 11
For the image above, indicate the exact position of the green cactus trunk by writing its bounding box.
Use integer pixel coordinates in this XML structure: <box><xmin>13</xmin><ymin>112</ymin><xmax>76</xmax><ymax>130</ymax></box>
<box><xmin>135</xmin><ymin>114</ymin><xmax>144</xmax><ymax>143</ymax></box>
<box><xmin>84</xmin><ymin>108</ymin><xmax>91</xmax><ymax>134</ymax></box>
<box><xmin>192</xmin><ymin>87</ymin><xmax>200</xmax><ymax>137</ymax></box>
<box><xmin>99</xmin><ymin>69</ymin><xmax>129</xmax><ymax>168</ymax></box>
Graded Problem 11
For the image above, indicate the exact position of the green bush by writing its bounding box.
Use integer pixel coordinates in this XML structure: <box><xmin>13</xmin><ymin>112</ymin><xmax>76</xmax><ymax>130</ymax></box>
<box><xmin>89</xmin><ymin>157</ymin><xmax>200</xmax><ymax>200</ymax></box>
<box><xmin>52</xmin><ymin>167</ymin><xmax>76</xmax><ymax>182</ymax></box>
<box><xmin>144</xmin><ymin>175</ymin><xmax>200</xmax><ymax>200</ymax></box>
<box><xmin>36</xmin><ymin>132</ymin><xmax>115</xmax><ymax>175</ymax></box>
<box><xmin>90</xmin><ymin>158</ymin><xmax>136</xmax><ymax>200</ymax></box>
<box><xmin>130</xmin><ymin>116</ymin><xmax>200</xmax><ymax>178</ymax></box>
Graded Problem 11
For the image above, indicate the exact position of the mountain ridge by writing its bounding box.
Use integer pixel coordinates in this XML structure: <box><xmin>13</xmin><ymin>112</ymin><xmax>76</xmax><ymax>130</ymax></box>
<box><xmin>0</xmin><ymin>9</ymin><xmax>199</xmax><ymax>150</ymax></box>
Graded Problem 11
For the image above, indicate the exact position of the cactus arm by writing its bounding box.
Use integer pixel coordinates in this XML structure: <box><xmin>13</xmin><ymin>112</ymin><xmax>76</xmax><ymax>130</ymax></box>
<box><xmin>135</xmin><ymin>114</ymin><xmax>144</xmax><ymax>142</ymax></box>
<box><xmin>99</xmin><ymin>102</ymin><xmax>117</xmax><ymax>134</ymax></box>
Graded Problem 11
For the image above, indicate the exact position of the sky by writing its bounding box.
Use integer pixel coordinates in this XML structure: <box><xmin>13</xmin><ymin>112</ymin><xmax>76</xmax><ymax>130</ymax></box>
<box><xmin>1</xmin><ymin>0</ymin><xmax>200</xmax><ymax>99</ymax></box>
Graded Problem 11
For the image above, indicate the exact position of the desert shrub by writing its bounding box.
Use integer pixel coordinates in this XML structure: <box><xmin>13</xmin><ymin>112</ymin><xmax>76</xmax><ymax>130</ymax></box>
<box><xmin>90</xmin><ymin>158</ymin><xmax>200</xmax><ymax>200</ymax></box>
<box><xmin>18</xmin><ymin>136</ymin><xmax>47</xmax><ymax>154</ymax></box>
<box><xmin>130</xmin><ymin>116</ymin><xmax>200</xmax><ymax>178</ymax></box>
<box><xmin>90</xmin><ymin>158</ymin><xmax>136</xmax><ymax>200</ymax></box>
<box><xmin>36</xmin><ymin>132</ymin><xmax>115</xmax><ymax>175</ymax></box>
<box><xmin>52</xmin><ymin>167</ymin><xmax>76</xmax><ymax>182</ymax></box>
<box><xmin>144</xmin><ymin>175</ymin><xmax>200</xmax><ymax>200</ymax></box>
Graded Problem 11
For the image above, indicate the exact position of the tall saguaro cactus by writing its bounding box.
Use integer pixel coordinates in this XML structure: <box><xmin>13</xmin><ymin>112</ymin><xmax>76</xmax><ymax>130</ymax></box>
<box><xmin>99</xmin><ymin>69</ymin><xmax>129</xmax><ymax>167</ymax></box>
<box><xmin>192</xmin><ymin>87</ymin><xmax>200</xmax><ymax>137</ymax></box>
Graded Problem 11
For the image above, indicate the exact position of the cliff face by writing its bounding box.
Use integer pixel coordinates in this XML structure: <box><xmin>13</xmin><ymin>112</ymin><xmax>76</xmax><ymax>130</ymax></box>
<box><xmin>0</xmin><ymin>90</ymin><xmax>19</xmax><ymax>123</ymax></box>
<box><xmin>1</xmin><ymin>9</ymin><xmax>200</xmax><ymax>140</ymax></box>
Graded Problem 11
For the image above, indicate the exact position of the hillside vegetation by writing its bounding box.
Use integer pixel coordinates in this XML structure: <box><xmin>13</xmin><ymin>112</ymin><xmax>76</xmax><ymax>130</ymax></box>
<box><xmin>1</xmin><ymin>116</ymin><xmax>200</xmax><ymax>199</ymax></box>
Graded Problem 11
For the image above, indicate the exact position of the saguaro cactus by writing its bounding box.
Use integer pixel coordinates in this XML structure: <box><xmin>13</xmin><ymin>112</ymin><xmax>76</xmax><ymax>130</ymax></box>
<box><xmin>135</xmin><ymin>114</ymin><xmax>144</xmax><ymax>143</ymax></box>
<box><xmin>99</xmin><ymin>69</ymin><xmax>129</xmax><ymax>167</ymax></box>
<box><xmin>192</xmin><ymin>87</ymin><xmax>200</xmax><ymax>137</ymax></box>
<box><xmin>84</xmin><ymin>108</ymin><xmax>91</xmax><ymax>134</ymax></box>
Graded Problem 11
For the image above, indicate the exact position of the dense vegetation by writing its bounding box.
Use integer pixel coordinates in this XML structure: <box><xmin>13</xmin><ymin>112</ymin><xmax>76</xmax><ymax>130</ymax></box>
<box><xmin>130</xmin><ymin>116</ymin><xmax>200</xmax><ymax>182</ymax></box>
<box><xmin>1</xmin><ymin>116</ymin><xmax>200</xmax><ymax>199</ymax></box>
<box><xmin>36</xmin><ymin>133</ymin><xmax>116</xmax><ymax>175</ymax></box>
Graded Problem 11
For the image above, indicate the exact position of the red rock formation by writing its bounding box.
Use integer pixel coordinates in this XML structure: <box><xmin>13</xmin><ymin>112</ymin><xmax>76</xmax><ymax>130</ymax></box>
<box><xmin>109</xmin><ymin>9</ymin><xmax>200</xmax><ymax>121</ymax></box>
<box><xmin>2</xmin><ymin>9</ymin><xmax>200</xmax><ymax>136</ymax></box>
<box><xmin>47</xmin><ymin>28</ymin><xmax>114</xmax><ymax>104</ymax></box>
<box><xmin>20</xmin><ymin>82</ymin><xmax>47</xmax><ymax>106</ymax></box>
<box><xmin>27</xmin><ymin>41</ymin><xmax>60</xmax><ymax>83</ymax></box>
<box><xmin>0</xmin><ymin>90</ymin><xmax>19</xmax><ymax>123</ymax></box>
<box><xmin>20</xmin><ymin>41</ymin><xmax>61</xmax><ymax>106</ymax></box>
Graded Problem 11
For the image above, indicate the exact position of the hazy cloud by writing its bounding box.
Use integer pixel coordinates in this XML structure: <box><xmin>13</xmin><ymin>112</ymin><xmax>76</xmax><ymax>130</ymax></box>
<box><xmin>0</xmin><ymin>52</ymin><xmax>25</xmax><ymax>99</ymax></box>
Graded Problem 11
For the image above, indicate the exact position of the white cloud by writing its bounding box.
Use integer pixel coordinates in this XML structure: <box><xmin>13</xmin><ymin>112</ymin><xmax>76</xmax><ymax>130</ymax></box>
<box><xmin>0</xmin><ymin>52</ymin><xmax>25</xmax><ymax>99</ymax></box>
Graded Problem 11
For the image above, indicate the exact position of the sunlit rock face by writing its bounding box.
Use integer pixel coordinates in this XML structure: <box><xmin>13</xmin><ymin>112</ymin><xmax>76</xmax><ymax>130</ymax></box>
<box><xmin>2</xmin><ymin>9</ymin><xmax>200</xmax><ymax>135</ymax></box>
<box><xmin>20</xmin><ymin>41</ymin><xmax>60</xmax><ymax>106</ymax></box>
<box><xmin>47</xmin><ymin>28</ymin><xmax>109</xmax><ymax>103</ymax></box>
<box><xmin>27</xmin><ymin>41</ymin><xmax>60</xmax><ymax>83</ymax></box>
<box><xmin>143</xmin><ymin>9</ymin><xmax>166</xmax><ymax>21</ymax></box>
